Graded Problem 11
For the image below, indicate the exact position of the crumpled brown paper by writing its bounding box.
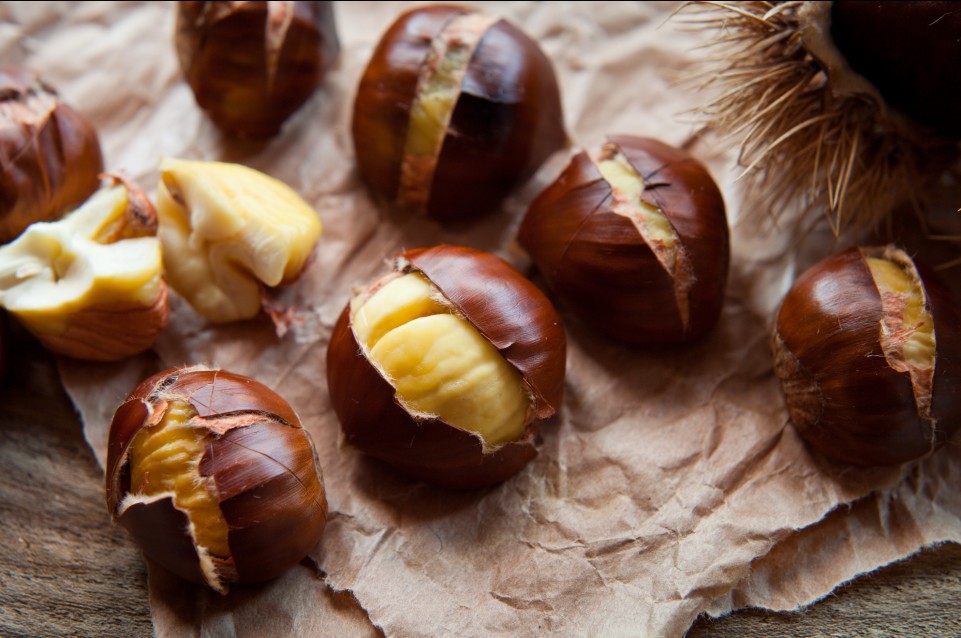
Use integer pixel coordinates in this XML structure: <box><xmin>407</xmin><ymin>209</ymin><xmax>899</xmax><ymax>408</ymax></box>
<box><xmin>4</xmin><ymin>1</ymin><xmax>958</xmax><ymax>636</ymax></box>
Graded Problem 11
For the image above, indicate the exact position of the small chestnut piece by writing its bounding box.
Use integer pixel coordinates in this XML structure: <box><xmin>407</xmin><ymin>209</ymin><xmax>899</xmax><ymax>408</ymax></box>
<box><xmin>0</xmin><ymin>66</ymin><xmax>103</xmax><ymax>243</ymax></box>
<box><xmin>352</xmin><ymin>5</ymin><xmax>567</xmax><ymax>222</ymax></box>
<box><xmin>176</xmin><ymin>1</ymin><xmax>340</xmax><ymax>138</ymax></box>
<box><xmin>0</xmin><ymin>177</ymin><xmax>169</xmax><ymax>361</ymax></box>
<box><xmin>773</xmin><ymin>245</ymin><xmax>961</xmax><ymax>466</ymax></box>
<box><xmin>518</xmin><ymin>135</ymin><xmax>729</xmax><ymax>345</ymax></box>
<box><xmin>155</xmin><ymin>157</ymin><xmax>321</xmax><ymax>323</ymax></box>
<box><xmin>326</xmin><ymin>245</ymin><xmax>566</xmax><ymax>488</ymax></box>
<box><xmin>106</xmin><ymin>366</ymin><xmax>328</xmax><ymax>593</ymax></box>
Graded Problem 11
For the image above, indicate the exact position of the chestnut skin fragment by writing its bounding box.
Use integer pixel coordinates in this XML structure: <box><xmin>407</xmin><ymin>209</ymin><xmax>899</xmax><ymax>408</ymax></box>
<box><xmin>352</xmin><ymin>5</ymin><xmax>567</xmax><ymax>222</ymax></box>
<box><xmin>831</xmin><ymin>1</ymin><xmax>961</xmax><ymax>139</ymax></box>
<box><xmin>518</xmin><ymin>135</ymin><xmax>729</xmax><ymax>345</ymax></box>
<box><xmin>106</xmin><ymin>367</ymin><xmax>327</xmax><ymax>593</ymax></box>
<box><xmin>0</xmin><ymin>67</ymin><xmax>103</xmax><ymax>243</ymax></box>
<box><xmin>176</xmin><ymin>1</ymin><xmax>340</xmax><ymax>138</ymax></box>
<box><xmin>326</xmin><ymin>245</ymin><xmax>566</xmax><ymax>489</ymax></box>
<box><xmin>773</xmin><ymin>246</ymin><xmax>961</xmax><ymax>466</ymax></box>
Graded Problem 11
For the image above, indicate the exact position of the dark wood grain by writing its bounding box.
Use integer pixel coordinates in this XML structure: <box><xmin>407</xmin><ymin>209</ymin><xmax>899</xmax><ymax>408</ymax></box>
<box><xmin>0</xmin><ymin>326</ymin><xmax>151</xmax><ymax>638</ymax></box>
<box><xmin>688</xmin><ymin>543</ymin><xmax>961</xmax><ymax>637</ymax></box>
<box><xmin>2</xmin><ymin>322</ymin><xmax>961</xmax><ymax>637</ymax></box>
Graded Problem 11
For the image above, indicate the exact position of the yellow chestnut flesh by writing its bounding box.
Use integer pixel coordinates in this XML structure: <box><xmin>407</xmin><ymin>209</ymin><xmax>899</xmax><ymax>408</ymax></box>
<box><xmin>596</xmin><ymin>146</ymin><xmax>679</xmax><ymax>270</ymax></box>
<box><xmin>0</xmin><ymin>182</ymin><xmax>168</xmax><ymax>360</ymax></box>
<box><xmin>399</xmin><ymin>13</ymin><xmax>498</xmax><ymax>208</ymax></box>
<box><xmin>127</xmin><ymin>401</ymin><xmax>230</xmax><ymax>561</ymax></box>
<box><xmin>156</xmin><ymin>157</ymin><xmax>321</xmax><ymax>323</ymax></box>
<box><xmin>350</xmin><ymin>273</ymin><xmax>528</xmax><ymax>447</ymax></box>
<box><xmin>865</xmin><ymin>256</ymin><xmax>934</xmax><ymax>370</ymax></box>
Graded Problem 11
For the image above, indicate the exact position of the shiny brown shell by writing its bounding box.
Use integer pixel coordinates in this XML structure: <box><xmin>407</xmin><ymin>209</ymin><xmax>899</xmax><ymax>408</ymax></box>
<box><xmin>351</xmin><ymin>5</ymin><xmax>566</xmax><ymax>222</ymax></box>
<box><xmin>518</xmin><ymin>135</ymin><xmax>729</xmax><ymax>345</ymax></box>
<box><xmin>0</xmin><ymin>67</ymin><xmax>103</xmax><ymax>243</ymax></box>
<box><xmin>105</xmin><ymin>367</ymin><xmax>328</xmax><ymax>590</ymax></box>
<box><xmin>773</xmin><ymin>246</ymin><xmax>961</xmax><ymax>466</ymax></box>
<box><xmin>326</xmin><ymin>245</ymin><xmax>566</xmax><ymax>488</ymax></box>
<box><xmin>176</xmin><ymin>1</ymin><xmax>340</xmax><ymax>138</ymax></box>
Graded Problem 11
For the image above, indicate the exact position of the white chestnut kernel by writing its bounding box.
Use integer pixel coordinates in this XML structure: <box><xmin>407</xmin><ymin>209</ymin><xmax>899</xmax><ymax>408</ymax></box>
<box><xmin>773</xmin><ymin>246</ymin><xmax>961</xmax><ymax>466</ymax></box>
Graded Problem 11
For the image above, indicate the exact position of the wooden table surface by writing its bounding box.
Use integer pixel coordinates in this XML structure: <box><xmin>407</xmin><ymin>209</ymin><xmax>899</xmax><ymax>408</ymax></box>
<box><xmin>2</xmin><ymin>327</ymin><xmax>960</xmax><ymax>638</ymax></box>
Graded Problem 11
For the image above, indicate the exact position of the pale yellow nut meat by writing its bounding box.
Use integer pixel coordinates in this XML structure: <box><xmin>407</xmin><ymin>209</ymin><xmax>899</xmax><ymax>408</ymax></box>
<box><xmin>865</xmin><ymin>256</ymin><xmax>935</xmax><ymax>370</ymax></box>
<box><xmin>350</xmin><ymin>272</ymin><xmax>449</xmax><ymax>349</ymax></box>
<box><xmin>122</xmin><ymin>400</ymin><xmax>230</xmax><ymax>593</ymax></box>
<box><xmin>156</xmin><ymin>157</ymin><xmax>321</xmax><ymax>323</ymax></box>
<box><xmin>351</xmin><ymin>272</ymin><xmax>529</xmax><ymax>448</ymax></box>
<box><xmin>0</xmin><ymin>185</ymin><xmax>163</xmax><ymax>335</ymax></box>
<box><xmin>596</xmin><ymin>147</ymin><xmax>678</xmax><ymax>269</ymax></box>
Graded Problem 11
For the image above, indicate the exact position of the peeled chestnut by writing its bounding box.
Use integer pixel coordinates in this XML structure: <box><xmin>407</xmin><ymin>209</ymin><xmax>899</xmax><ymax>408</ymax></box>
<box><xmin>773</xmin><ymin>246</ymin><xmax>961</xmax><ymax>466</ymax></box>
<box><xmin>176</xmin><ymin>1</ymin><xmax>340</xmax><ymax>138</ymax></box>
<box><xmin>106</xmin><ymin>366</ymin><xmax>328</xmax><ymax>593</ymax></box>
<box><xmin>518</xmin><ymin>135</ymin><xmax>729</xmax><ymax>345</ymax></box>
<box><xmin>352</xmin><ymin>5</ymin><xmax>567</xmax><ymax>222</ymax></box>
<box><xmin>0</xmin><ymin>67</ymin><xmax>103</xmax><ymax>243</ymax></box>
<box><xmin>326</xmin><ymin>245</ymin><xmax>566</xmax><ymax>488</ymax></box>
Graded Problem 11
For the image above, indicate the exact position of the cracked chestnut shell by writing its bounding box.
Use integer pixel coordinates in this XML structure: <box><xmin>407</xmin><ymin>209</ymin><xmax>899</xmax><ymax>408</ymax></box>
<box><xmin>773</xmin><ymin>246</ymin><xmax>961</xmax><ymax>466</ymax></box>
<box><xmin>0</xmin><ymin>67</ymin><xmax>103</xmax><ymax>243</ymax></box>
<box><xmin>518</xmin><ymin>135</ymin><xmax>729</xmax><ymax>345</ymax></box>
<box><xmin>106</xmin><ymin>367</ymin><xmax>327</xmax><ymax>593</ymax></box>
<box><xmin>352</xmin><ymin>5</ymin><xmax>566</xmax><ymax>222</ymax></box>
<box><xmin>176</xmin><ymin>1</ymin><xmax>340</xmax><ymax>138</ymax></box>
<box><xmin>326</xmin><ymin>245</ymin><xmax>566</xmax><ymax>488</ymax></box>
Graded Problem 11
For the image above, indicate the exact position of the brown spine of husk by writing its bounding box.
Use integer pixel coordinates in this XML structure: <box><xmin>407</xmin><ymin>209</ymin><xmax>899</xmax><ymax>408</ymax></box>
<box><xmin>679</xmin><ymin>1</ymin><xmax>960</xmax><ymax>236</ymax></box>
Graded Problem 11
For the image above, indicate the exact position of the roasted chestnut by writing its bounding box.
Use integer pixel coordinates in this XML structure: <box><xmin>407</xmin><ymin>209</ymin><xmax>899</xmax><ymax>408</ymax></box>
<box><xmin>773</xmin><ymin>246</ymin><xmax>961</xmax><ymax>466</ymax></box>
<box><xmin>518</xmin><ymin>135</ymin><xmax>729</xmax><ymax>345</ymax></box>
<box><xmin>0</xmin><ymin>178</ymin><xmax>169</xmax><ymax>361</ymax></box>
<box><xmin>106</xmin><ymin>366</ymin><xmax>328</xmax><ymax>593</ymax></box>
<box><xmin>352</xmin><ymin>5</ymin><xmax>567</xmax><ymax>222</ymax></box>
<box><xmin>0</xmin><ymin>66</ymin><xmax>103</xmax><ymax>243</ymax></box>
<box><xmin>176</xmin><ymin>1</ymin><xmax>340</xmax><ymax>138</ymax></box>
<box><xmin>326</xmin><ymin>245</ymin><xmax>566</xmax><ymax>488</ymax></box>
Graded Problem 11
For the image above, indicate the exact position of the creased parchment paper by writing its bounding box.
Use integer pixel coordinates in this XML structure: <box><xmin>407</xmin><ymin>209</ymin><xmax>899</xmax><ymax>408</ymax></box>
<box><xmin>4</xmin><ymin>1</ymin><xmax>960</xmax><ymax>636</ymax></box>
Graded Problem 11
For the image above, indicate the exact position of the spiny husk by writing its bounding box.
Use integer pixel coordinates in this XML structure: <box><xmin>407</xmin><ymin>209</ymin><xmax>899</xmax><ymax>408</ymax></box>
<box><xmin>679</xmin><ymin>1</ymin><xmax>959</xmax><ymax>237</ymax></box>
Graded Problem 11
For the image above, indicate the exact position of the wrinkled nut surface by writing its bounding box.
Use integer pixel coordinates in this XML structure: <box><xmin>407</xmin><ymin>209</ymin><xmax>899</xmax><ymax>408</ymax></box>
<box><xmin>106</xmin><ymin>366</ymin><xmax>328</xmax><ymax>593</ymax></box>
<box><xmin>176</xmin><ymin>1</ymin><xmax>340</xmax><ymax>138</ymax></box>
<box><xmin>327</xmin><ymin>245</ymin><xmax>566</xmax><ymax>488</ymax></box>
<box><xmin>0</xmin><ymin>66</ymin><xmax>104</xmax><ymax>243</ymax></box>
<box><xmin>519</xmin><ymin>135</ymin><xmax>729</xmax><ymax>345</ymax></box>
<box><xmin>155</xmin><ymin>157</ymin><xmax>321</xmax><ymax>323</ymax></box>
<box><xmin>0</xmin><ymin>179</ymin><xmax>169</xmax><ymax>361</ymax></box>
<box><xmin>773</xmin><ymin>245</ymin><xmax>961</xmax><ymax>466</ymax></box>
<box><xmin>352</xmin><ymin>5</ymin><xmax>567</xmax><ymax>222</ymax></box>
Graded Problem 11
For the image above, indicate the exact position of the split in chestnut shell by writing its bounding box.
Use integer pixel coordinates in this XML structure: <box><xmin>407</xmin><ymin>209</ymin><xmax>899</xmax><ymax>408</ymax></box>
<box><xmin>518</xmin><ymin>135</ymin><xmax>729</xmax><ymax>345</ymax></box>
<box><xmin>351</xmin><ymin>5</ymin><xmax>567</xmax><ymax>223</ymax></box>
<box><xmin>773</xmin><ymin>246</ymin><xmax>961</xmax><ymax>467</ymax></box>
